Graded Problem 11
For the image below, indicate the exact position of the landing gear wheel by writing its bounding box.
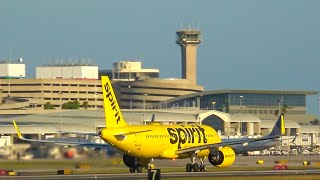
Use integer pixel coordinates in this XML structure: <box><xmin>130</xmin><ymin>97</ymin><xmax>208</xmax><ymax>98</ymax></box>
<box><xmin>200</xmin><ymin>165</ymin><xmax>207</xmax><ymax>172</ymax></box>
<box><xmin>136</xmin><ymin>165</ymin><xmax>143</xmax><ymax>173</ymax></box>
<box><xmin>129</xmin><ymin>167</ymin><xmax>135</xmax><ymax>173</ymax></box>
<box><xmin>192</xmin><ymin>163</ymin><xmax>199</xmax><ymax>172</ymax></box>
<box><xmin>186</xmin><ymin>163</ymin><xmax>192</xmax><ymax>172</ymax></box>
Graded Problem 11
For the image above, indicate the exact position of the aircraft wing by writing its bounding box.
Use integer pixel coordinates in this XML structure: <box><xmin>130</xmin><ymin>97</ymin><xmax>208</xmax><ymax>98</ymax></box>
<box><xmin>12</xmin><ymin>120</ymin><xmax>109</xmax><ymax>149</ymax></box>
<box><xmin>176</xmin><ymin>113</ymin><xmax>287</xmax><ymax>155</ymax></box>
<box><xmin>175</xmin><ymin>135</ymin><xmax>281</xmax><ymax>155</ymax></box>
<box><xmin>58</xmin><ymin>131</ymin><xmax>99</xmax><ymax>136</ymax></box>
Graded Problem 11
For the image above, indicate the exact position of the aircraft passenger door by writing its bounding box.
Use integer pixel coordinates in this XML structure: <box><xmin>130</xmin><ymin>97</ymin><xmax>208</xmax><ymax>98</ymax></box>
<box><xmin>134</xmin><ymin>133</ymin><xmax>141</xmax><ymax>146</ymax></box>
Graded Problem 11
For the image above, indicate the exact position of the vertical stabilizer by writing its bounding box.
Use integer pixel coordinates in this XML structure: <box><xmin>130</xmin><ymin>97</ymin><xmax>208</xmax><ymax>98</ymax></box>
<box><xmin>101</xmin><ymin>76</ymin><xmax>128</xmax><ymax>128</ymax></box>
<box><xmin>269</xmin><ymin>114</ymin><xmax>285</xmax><ymax>137</ymax></box>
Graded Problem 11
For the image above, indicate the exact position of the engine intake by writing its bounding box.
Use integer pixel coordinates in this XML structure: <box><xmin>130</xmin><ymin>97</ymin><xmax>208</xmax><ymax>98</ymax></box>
<box><xmin>123</xmin><ymin>154</ymin><xmax>136</xmax><ymax>168</ymax></box>
<box><xmin>208</xmin><ymin>146</ymin><xmax>235</xmax><ymax>168</ymax></box>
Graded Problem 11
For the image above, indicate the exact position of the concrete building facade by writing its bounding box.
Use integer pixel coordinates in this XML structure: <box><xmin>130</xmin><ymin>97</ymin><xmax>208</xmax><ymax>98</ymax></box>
<box><xmin>116</xmin><ymin>78</ymin><xmax>203</xmax><ymax>109</ymax></box>
<box><xmin>0</xmin><ymin>61</ymin><xmax>25</xmax><ymax>79</ymax></box>
<box><xmin>0</xmin><ymin>78</ymin><xmax>102</xmax><ymax>110</ymax></box>
<box><xmin>36</xmin><ymin>64</ymin><xmax>98</xmax><ymax>79</ymax></box>
<box><xmin>151</xmin><ymin>90</ymin><xmax>317</xmax><ymax>116</ymax></box>
<box><xmin>99</xmin><ymin>61</ymin><xmax>159</xmax><ymax>81</ymax></box>
<box><xmin>0</xmin><ymin>78</ymin><xmax>204</xmax><ymax>110</ymax></box>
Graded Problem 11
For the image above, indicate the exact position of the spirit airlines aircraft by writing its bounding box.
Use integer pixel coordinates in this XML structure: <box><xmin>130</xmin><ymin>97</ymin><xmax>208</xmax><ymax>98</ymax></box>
<box><xmin>13</xmin><ymin>76</ymin><xmax>285</xmax><ymax>173</ymax></box>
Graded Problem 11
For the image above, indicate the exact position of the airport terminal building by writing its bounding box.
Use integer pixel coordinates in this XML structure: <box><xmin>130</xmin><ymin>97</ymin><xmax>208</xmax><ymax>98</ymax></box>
<box><xmin>151</xmin><ymin>89</ymin><xmax>316</xmax><ymax>116</ymax></box>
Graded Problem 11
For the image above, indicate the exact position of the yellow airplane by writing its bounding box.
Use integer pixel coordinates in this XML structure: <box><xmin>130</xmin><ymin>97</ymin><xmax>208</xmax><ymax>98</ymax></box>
<box><xmin>13</xmin><ymin>76</ymin><xmax>285</xmax><ymax>173</ymax></box>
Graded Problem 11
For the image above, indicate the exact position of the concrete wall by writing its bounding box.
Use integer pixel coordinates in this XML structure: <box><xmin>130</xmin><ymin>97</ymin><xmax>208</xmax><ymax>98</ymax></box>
<box><xmin>0</xmin><ymin>63</ymin><xmax>25</xmax><ymax>78</ymax></box>
<box><xmin>180</xmin><ymin>45</ymin><xmax>198</xmax><ymax>84</ymax></box>
<box><xmin>0</xmin><ymin>78</ymin><xmax>102</xmax><ymax>109</ymax></box>
<box><xmin>0</xmin><ymin>78</ymin><xmax>203</xmax><ymax>110</ymax></box>
<box><xmin>117</xmin><ymin>78</ymin><xmax>204</xmax><ymax>109</ymax></box>
<box><xmin>36</xmin><ymin>66</ymin><xmax>98</xmax><ymax>79</ymax></box>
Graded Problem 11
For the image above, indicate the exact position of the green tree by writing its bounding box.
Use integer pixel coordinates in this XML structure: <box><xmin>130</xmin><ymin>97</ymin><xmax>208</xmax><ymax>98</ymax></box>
<box><xmin>44</xmin><ymin>102</ymin><xmax>55</xmax><ymax>109</ymax></box>
<box><xmin>309</xmin><ymin>118</ymin><xmax>319</xmax><ymax>125</ymax></box>
<box><xmin>281</xmin><ymin>104</ymin><xmax>288</xmax><ymax>114</ymax></box>
<box><xmin>62</xmin><ymin>100</ymin><xmax>80</xmax><ymax>109</ymax></box>
<box><xmin>275</xmin><ymin>104</ymin><xmax>289</xmax><ymax>116</ymax></box>
<box><xmin>82</xmin><ymin>101</ymin><xmax>89</xmax><ymax>109</ymax></box>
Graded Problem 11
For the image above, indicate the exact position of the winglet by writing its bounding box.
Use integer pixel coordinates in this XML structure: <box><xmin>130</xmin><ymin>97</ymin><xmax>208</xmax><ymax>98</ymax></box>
<box><xmin>12</xmin><ymin>120</ymin><xmax>24</xmax><ymax>139</ymax></box>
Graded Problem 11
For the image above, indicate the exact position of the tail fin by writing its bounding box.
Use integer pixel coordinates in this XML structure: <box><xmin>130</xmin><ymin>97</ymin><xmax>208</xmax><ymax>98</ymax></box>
<box><xmin>268</xmin><ymin>114</ymin><xmax>285</xmax><ymax>137</ymax></box>
<box><xmin>151</xmin><ymin>113</ymin><xmax>155</xmax><ymax>122</ymax></box>
<box><xmin>101</xmin><ymin>76</ymin><xmax>128</xmax><ymax>128</ymax></box>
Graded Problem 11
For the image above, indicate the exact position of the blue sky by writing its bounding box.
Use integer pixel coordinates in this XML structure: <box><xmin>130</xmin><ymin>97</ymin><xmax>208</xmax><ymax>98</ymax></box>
<box><xmin>0</xmin><ymin>0</ymin><xmax>319</xmax><ymax>116</ymax></box>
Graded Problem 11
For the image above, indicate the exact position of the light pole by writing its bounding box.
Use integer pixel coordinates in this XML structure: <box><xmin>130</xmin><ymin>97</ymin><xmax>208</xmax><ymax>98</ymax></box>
<box><xmin>94</xmin><ymin>92</ymin><xmax>99</xmax><ymax>131</ymax></box>
<box><xmin>128</xmin><ymin>63</ymin><xmax>132</xmax><ymax>81</ymax></box>
<box><xmin>239</xmin><ymin>95</ymin><xmax>244</xmax><ymax>135</ymax></box>
<box><xmin>197</xmin><ymin>95</ymin><xmax>202</xmax><ymax>110</ymax></box>
<box><xmin>143</xmin><ymin>94</ymin><xmax>148</xmax><ymax>124</ymax></box>
<box><xmin>128</xmin><ymin>86</ymin><xmax>132</xmax><ymax>109</ymax></box>
<box><xmin>212</xmin><ymin>101</ymin><xmax>216</xmax><ymax>110</ymax></box>
<box><xmin>239</xmin><ymin>96</ymin><xmax>244</xmax><ymax>114</ymax></box>
<box><xmin>94</xmin><ymin>92</ymin><xmax>99</xmax><ymax>109</ymax></box>
<box><xmin>58</xmin><ymin>91</ymin><xmax>63</xmax><ymax>137</ymax></box>
<box><xmin>8</xmin><ymin>78</ymin><xmax>11</xmax><ymax>97</ymax></box>
<box><xmin>278</xmin><ymin>96</ymin><xmax>283</xmax><ymax>115</ymax></box>
<box><xmin>318</xmin><ymin>96</ymin><xmax>320</xmax><ymax>138</ymax></box>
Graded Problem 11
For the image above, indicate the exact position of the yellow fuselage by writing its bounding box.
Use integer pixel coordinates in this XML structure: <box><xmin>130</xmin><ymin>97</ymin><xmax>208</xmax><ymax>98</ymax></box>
<box><xmin>100</xmin><ymin>124</ymin><xmax>221</xmax><ymax>159</ymax></box>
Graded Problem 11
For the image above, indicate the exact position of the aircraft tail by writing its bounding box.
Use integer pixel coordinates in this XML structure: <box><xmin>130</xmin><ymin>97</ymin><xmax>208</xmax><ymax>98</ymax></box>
<box><xmin>268</xmin><ymin>114</ymin><xmax>285</xmax><ymax>137</ymax></box>
<box><xmin>101</xmin><ymin>76</ymin><xmax>128</xmax><ymax>128</ymax></box>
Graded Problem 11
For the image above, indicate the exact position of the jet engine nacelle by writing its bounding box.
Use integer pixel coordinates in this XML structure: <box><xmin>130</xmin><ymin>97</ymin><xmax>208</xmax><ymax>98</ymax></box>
<box><xmin>122</xmin><ymin>154</ymin><xmax>149</xmax><ymax>168</ymax></box>
<box><xmin>208</xmin><ymin>146</ymin><xmax>235</xmax><ymax>168</ymax></box>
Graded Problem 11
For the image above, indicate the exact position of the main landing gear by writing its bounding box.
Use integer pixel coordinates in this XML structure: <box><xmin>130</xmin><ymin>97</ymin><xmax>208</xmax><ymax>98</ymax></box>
<box><xmin>185</xmin><ymin>155</ymin><xmax>207</xmax><ymax>172</ymax></box>
<box><xmin>123</xmin><ymin>154</ymin><xmax>145</xmax><ymax>173</ymax></box>
<box><xmin>129</xmin><ymin>158</ymin><xmax>155</xmax><ymax>173</ymax></box>
<box><xmin>129</xmin><ymin>165</ymin><xmax>143</xmax><ymax>173</ymax></box>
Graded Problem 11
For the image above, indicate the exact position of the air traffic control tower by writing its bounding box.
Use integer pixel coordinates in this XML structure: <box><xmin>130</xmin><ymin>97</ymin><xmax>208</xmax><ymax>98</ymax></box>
<box><xmin>176</xmin><ymin>29</ymin><xmax>201</xmax><ymax>84</ymax></box>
